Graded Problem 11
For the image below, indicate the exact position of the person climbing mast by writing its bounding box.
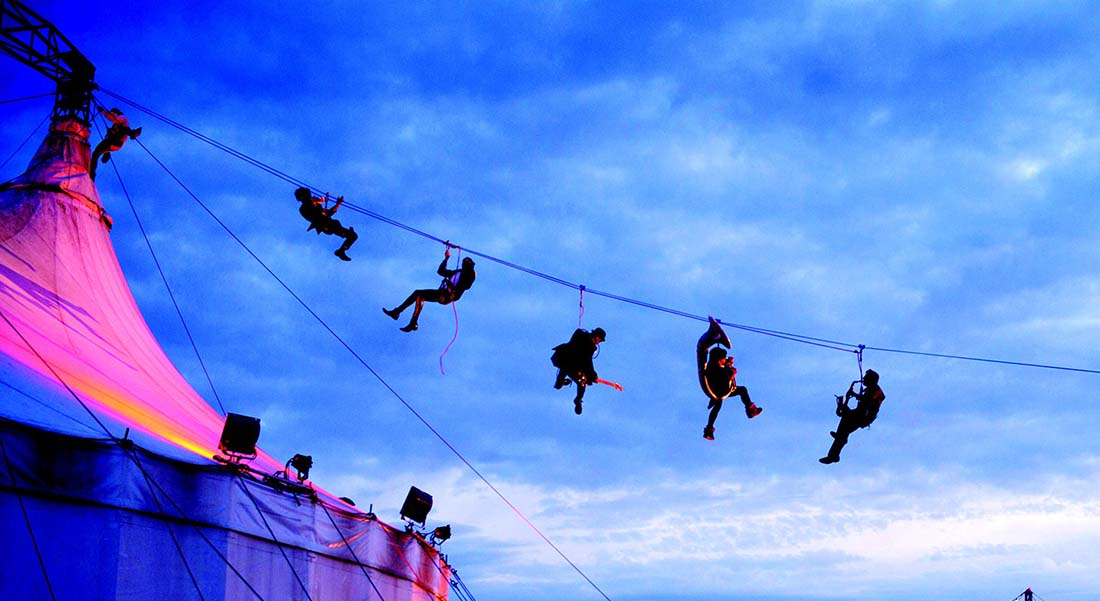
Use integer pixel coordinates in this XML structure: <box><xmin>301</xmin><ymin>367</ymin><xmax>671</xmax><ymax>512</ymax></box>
<box><xmin>294</xmin><ymin>187</ymin><xmax>359</xmax><ymax>261</ymax></box>
<box><xmin>383</xmin><ymin>244</ymin><xmax>476</xmax><ymax>332</ymax></box>
<box><xmin>89</xmin><ymin>106</ymin><xmax>142</xmax><ymax>180</ymax></box>
<box><xmin>551</xmin><ymin>327</ymin><xmax>621</xmax><ymax>414</ymax></box>
<box><xmin>696</xmin><ymin>317</ymin><xmax>762</xmax><ymax>440</ymax></box>
<box><xmin>819</xmin><ymin>369</ymin><xmax>885</xmax><ymax>464</ymax></box>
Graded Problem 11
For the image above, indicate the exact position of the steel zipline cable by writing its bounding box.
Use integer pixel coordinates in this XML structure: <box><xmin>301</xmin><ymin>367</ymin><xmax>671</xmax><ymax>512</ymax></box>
<box><xmin>132</xmin><ymin>135</ymin><xmax>615</xmax><ymax>601</ymax></box>
<box><xmin>99</xmin><ymin>88</ymin><xmax>1100</xmax><ymax>376</ymax></box>
<box><xmin>101</xmin><ymin>89</ymin><xmax>1100</xmax><ymax>601</ymax></box>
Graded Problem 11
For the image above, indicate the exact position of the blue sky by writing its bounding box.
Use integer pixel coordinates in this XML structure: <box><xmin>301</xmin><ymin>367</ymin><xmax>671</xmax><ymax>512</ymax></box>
<box><xmin>3</xmin><ymin>2</ymin><xmax>1100</xmax><ymax>600</ymax></box>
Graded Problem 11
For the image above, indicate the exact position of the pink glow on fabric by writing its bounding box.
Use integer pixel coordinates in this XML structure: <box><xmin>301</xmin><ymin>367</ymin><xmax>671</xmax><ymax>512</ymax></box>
<box><xmin>0</xmin><ymin>120</ymin><xmax>282</xmax><ymax>471</ymax></box>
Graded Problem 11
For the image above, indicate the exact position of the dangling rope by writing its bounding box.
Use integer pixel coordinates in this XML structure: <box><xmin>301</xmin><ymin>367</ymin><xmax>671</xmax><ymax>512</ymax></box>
<box><xmin>134</xmin><ymin>138</ymin><xmax>612</xmax><ymax>601</ymax></box>
<box><xmin>440</xmin><ymin>242</ymin><xmax>460</xmax><ymax>375</ymax></box>
<box><xmin>577</xmin><ymin>285</ymin><xmax>586</xmax><ymax>328</ymax></box>
<box><xmin>100</xmin><ymin>88</ymin><xmax>1100</xmax><ymax>376</ymax></box>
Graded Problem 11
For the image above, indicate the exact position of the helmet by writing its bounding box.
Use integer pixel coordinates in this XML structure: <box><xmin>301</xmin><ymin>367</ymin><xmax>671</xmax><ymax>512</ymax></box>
<box><xmin>591</xmin><ymin>327</ymin><xmax>606</xmax><ymax>341</ymax></box>
<box><xmin>294</xmin><ymin>187</ymin><xmax>312</xmax><ymax>201</ymax></box>
<box><xmin>708</xmin><ymin>347</ymin><xmax>727</xmax><ymax>361</ymax></box>
<box><xmin>863</xmin><ymin>369</ymin><xmax>879</xmax><ymax>385</ymax></box>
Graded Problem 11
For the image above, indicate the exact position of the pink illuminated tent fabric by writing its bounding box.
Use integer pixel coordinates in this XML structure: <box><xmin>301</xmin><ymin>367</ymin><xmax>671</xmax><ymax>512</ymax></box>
<box><xmin>0</xmin><ymin>119</ymin><xmax>450</xmax><ymax>600</ymax></box>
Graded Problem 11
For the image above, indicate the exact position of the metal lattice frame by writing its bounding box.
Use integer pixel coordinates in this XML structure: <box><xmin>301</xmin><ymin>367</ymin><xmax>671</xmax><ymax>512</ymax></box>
<box><xmin>0</xmin><ymin>0</ymin><xmax>95</xmax><ymax>123</ymax></box>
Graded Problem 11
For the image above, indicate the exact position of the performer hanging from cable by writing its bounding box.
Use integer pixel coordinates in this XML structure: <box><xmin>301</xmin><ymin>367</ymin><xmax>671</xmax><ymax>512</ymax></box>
<box><xmin>551</xmin><ymin>327</ymin><xmax>621</xmax><ymax>415</ymax></box>
<box><xmin>697</xmin><ymin>317</ymin><xmax>762</xmax><ymax>440</ymax></box>
<box><xmin>294</xmin><ymin>187</ymin><xmax>358</xmax><ymax>261</ymax></box>
<box><xmin>89</xmin><ymin>106</ymin><xmax>142</xmax><ymax>180</ymax></box>
<box><xmin>819</xmin><ymin>369</ymin><xmax>885</xmax><ymax>464</ymax></box>
<box><xmin>383</xmin><ymin>245</ymin><xmax>475</xmax><ymax>332</ymax></box>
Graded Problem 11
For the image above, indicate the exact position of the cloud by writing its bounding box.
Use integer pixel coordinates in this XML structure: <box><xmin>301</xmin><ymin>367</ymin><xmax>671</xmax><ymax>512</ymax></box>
<box><xmin>325</xmin><ymin>459</ymin><xmax>1100</xmax><ymax>597</ymax></box>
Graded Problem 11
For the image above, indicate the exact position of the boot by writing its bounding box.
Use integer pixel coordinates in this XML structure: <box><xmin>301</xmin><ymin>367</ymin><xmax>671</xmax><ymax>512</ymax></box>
<box><xmin>335</xmin><ymin>248</ymin><xmax>351</xmax><ymax>261</ymax></box>
<box><xmin>819</xmin><ymin>456</ymin><xmax>838</xmax><ymax>464</ymax></box>
<box><xmin>400</xmin><ymin>322</ymin><xmax>418</xmax><ymax>332</ymax></box>
<box><xmin>703</xmin><ymin>426</ymin><xmax>715</xmax><ymax>440</ymax></box>
<box><xmin>574</xmin><ymin>398</ymin><xmax>583</xmax><ymax>415</ymax></box>
<box><xmin>383</xmin><ymin>307</ymin><xmax>400</xmax><ymax>320</ymax></box>
<box><xmin>744</xmin><ymin>403</ymin><xmax>762</xmax><ymax>418</ymax></box>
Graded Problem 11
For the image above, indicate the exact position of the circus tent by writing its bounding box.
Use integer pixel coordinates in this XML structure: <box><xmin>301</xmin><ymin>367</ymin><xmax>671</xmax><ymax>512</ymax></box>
<box><xmin>0</xmin><ymin>116</ymin><xmax>451</xmax><ymax>600</ymax></box>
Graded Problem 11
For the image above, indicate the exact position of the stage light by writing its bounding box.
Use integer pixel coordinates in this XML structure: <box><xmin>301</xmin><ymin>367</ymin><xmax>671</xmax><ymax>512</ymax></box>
<box><xmin>430</xmin><ymin>524</ymin><xmax>451</xmax><ymax>546</ymax></box>
<box><xmin>288</xmin><ymin>454</ymin><xmax>313</xmax><ymax>482</ymax></box>
<box><xmin>400</xmin><ymin>486</ymin><xmax>433</xmax><ymax>526</ymax></box>
<box><xmin>217</xmin><ymin>413</ymin><xmax>260</xmax><ymax>462</ymax></box>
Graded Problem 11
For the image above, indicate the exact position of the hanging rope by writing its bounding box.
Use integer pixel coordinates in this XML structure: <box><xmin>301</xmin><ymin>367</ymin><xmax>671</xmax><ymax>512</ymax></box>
<box><xmin>135</xmin><ymin>137</ymin><xmax>613</xmax><ymax>601</ymax></box>
<box><xmin>98</xmin><ymin>89</ymin><xmax>1100</xmax><ymax>376</ymax></box>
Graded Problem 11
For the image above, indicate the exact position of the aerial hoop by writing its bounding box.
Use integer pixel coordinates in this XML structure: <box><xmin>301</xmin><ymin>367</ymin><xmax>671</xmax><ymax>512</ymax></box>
<box><xmin>698</xmin><ymin>316</ymin><xmax>731</xmax><ymax>352</ymax></box>
<box><xmin>696</xmin><ymin>316</ymin><xmax>732</xmax><ymax>398</ymax></box>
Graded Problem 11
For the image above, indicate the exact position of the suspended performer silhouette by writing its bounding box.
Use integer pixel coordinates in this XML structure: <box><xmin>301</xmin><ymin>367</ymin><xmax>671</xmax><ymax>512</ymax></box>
<box><xmin>294</xmin><ymin>187</ymin><xmax>358</xmax><ymax>261</ymax></box>
<box><xmin>696</xmin><ymin>317</ymin><xmax>761</xmax><ymax>440</ymax></box>
<box><xmin>819</xmin><ymin>369</ymin><xmax>885</xmax><ymax>464</ymax></box>
<box><xmin>90</xmin><ymin>106</ymin><xmax>141</xmax><ymax>180</ymax></box>
<box><xmin>383</xmin><ymin>246</ymin><xmax>475</xmax><ymax>332</ymax></box>
<box><xmin>551</xmin><ymin>327</ymin><xmax>621</xmax><ymax>415</ymax></box>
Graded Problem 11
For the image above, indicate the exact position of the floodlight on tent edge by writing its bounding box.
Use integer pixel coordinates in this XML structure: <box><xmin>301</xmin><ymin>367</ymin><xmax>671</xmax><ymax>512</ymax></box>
<box><xmin>214</xmin><ymin>412</ymin><xmax>260</xmax><ymax>464</ymax></box>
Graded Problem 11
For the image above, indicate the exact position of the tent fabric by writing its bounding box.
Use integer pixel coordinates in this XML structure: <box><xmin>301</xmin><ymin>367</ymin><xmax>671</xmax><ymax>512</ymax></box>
<box><xmin>0</xmin><ymin>119</ymin><xmax>250</xmax><ymax>461</ymax></box>
<box><xmin>0</xmin><ymin>418</ymin><xmax>449</xmax><ymax>600</ymax></box>
<box><xmin>0</xmin><ymin>120</ymin><xmax>449</xmax><ymax>600</ymax></box>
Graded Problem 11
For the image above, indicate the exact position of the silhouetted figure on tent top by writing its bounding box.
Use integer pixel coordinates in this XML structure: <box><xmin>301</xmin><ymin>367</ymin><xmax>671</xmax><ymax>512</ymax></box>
<box><xmin>819</xmin><ymin>369</ymin><xmax>885</xmax><ymax>464</ymax></box>
<box><xmin>294</xmin><ymin>187</ymin><xmax>358</xmax><ymax>261</ymax></box>
<box><xmin>90</xmin><ymin>106</ymin><xmax>141</xmax><ymax>180</ymax></box>
<box><xmin>697</xmin><ymin>317</ymin><xmax>762</xmax><ymax>441</ymax></box>
<box><xmin>551</xmin><ymin>327</ymin><xmax>621</xmax><ymax>415</ymax></box>
<box><xmin>1023</xmin><ymin>588</ymin><xmax>1033</xmax><ymax>601</ymax></box>
<box><xmin>383</xmin><ymin>246</ymin><xmax>475</xmax><ymax>332</ymax></box>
